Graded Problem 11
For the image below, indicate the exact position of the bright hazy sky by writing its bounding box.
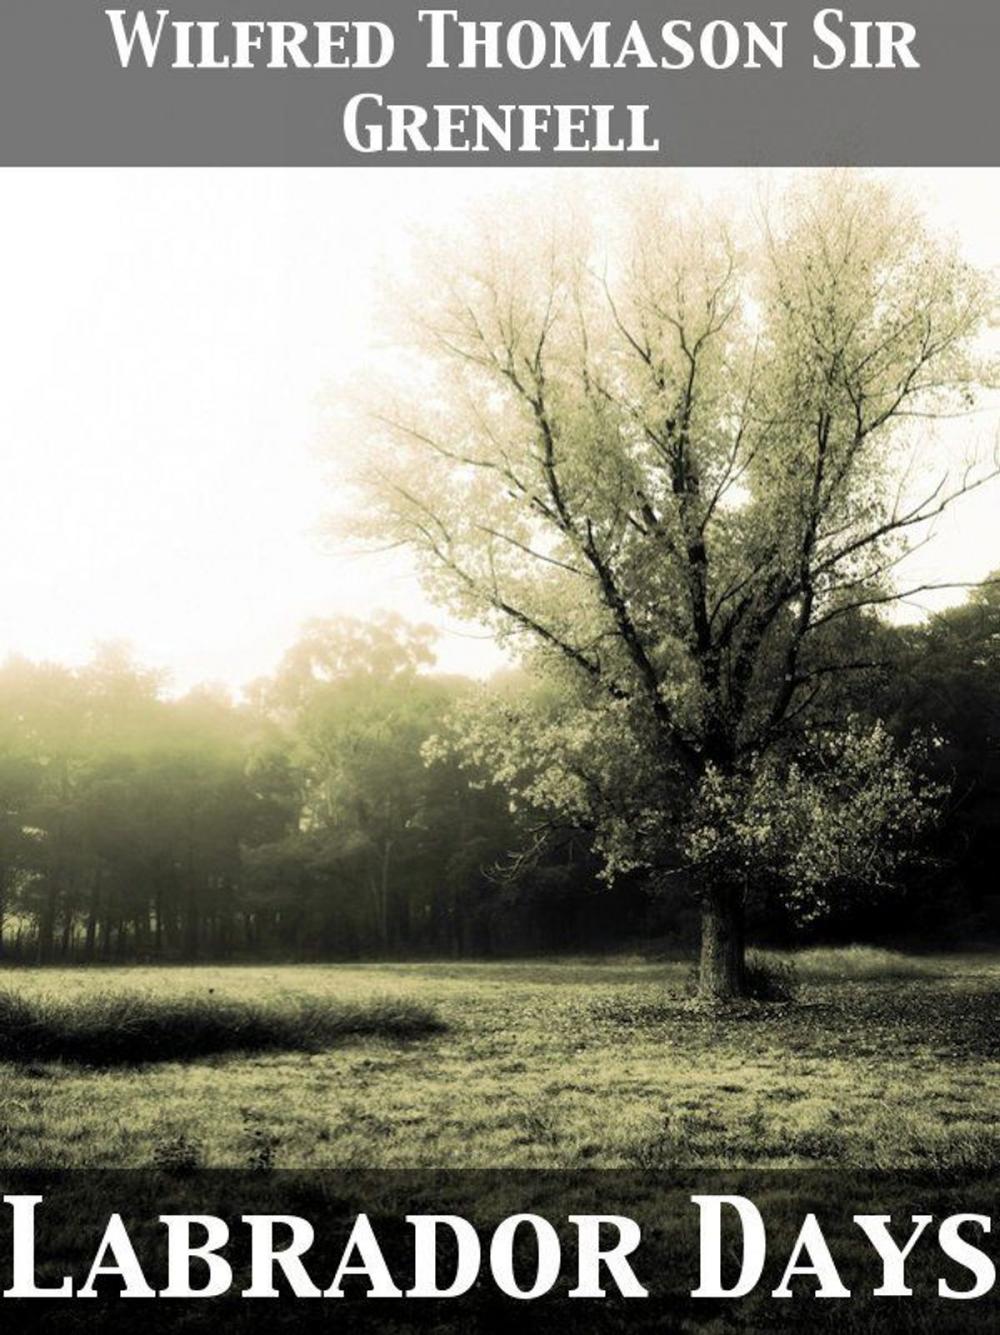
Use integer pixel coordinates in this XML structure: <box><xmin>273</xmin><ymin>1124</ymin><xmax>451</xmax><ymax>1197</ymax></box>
<box><xmin>1</xmin><ymin>168</ymin><xmax>997</xmax><ymax>693</ymax></box>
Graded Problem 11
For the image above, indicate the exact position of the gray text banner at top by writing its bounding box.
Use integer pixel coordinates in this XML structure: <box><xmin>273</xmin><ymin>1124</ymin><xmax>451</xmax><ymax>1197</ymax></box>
<box><xmin>0</xmin><ymin>0</ymin><xmax>997</xmax><ymax>165</ymax></box>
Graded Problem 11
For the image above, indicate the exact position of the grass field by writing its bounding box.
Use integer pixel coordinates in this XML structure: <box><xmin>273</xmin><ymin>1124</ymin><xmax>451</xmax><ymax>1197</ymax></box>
<box><xmin>0</xmin><ymin>948</ymin><xmax>997</xmax><ymax>1171</ymax></box>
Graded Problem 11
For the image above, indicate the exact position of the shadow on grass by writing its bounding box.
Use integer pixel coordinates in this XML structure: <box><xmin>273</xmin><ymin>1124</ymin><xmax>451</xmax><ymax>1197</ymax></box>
<box><xmin>0</xmin><ymin>988</ymin><xmax>445</xmax><ymax>1067</ymax></box>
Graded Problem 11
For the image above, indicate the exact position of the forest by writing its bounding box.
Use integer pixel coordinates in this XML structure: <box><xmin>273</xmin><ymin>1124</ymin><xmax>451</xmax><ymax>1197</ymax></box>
<box><xmin>0</xmin><ymin>578</ymin><xmax>996</xmax><ymax>964</ymax></box>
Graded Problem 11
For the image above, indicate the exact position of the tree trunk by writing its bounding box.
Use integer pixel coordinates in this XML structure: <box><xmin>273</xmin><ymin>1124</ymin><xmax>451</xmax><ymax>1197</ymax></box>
<box><xmin>60</xmin><ymin>912</ymin><xmax>73</xmax><ymax>958</ymax></box>
<box><xmin>153</xmin><ymin>884</ymin><xmax>163</xmax><ymax>956</ymax></box>
<box><xmin>380</xmin><ymin>838</ymin><xmax>392</xmax><ymax>949</ymax></box>
<box><xmin>698</xmin><ymin>885</ymin><xmax>747</xmax><ymax>1000</ymax></box>
<box><xmin>85</xmin><ymin>872</ymin><xmax>100</xmax><ymax>961</ymax></box>
<box><xmin>37</xmin><ymin>881</ymin><xmax>58</xmax><ymax>963</ymax></box>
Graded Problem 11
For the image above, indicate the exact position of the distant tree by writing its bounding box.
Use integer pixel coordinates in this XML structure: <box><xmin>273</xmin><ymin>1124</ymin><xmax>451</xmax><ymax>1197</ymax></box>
<box><xmin>0</xmin><ymin>687</ymin><xmax>43</xmax><ymax>956</ymax></box>
<box><xmin>263</xmin><ymin>614</ymin><xmax>490</xmax><ymax>951</ymax></box>
<box><xmin>881</xmin><ymin>577</ymin><xmax>1000</xmax><ymax>933</ymax></box>
<box><xmin>348</xmin><ymin>174</ymin><xmax>997</xmax><ymax>997</ymax></box>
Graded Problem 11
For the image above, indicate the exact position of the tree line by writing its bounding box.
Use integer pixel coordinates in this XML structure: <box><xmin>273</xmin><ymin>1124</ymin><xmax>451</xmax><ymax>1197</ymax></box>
<box><xmin>0</xmin><ymin>616</ymin><xmax>628</xmax><ymax>963</ymax></box>
<box><xmin>0</xmin><ymin>580</ymin><xmax>998</xmax><ymax>963</ymax></box>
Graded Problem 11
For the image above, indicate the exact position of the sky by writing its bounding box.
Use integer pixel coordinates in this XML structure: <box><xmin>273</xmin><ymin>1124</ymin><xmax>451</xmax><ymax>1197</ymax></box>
<box><xmin>0</xmin><ymin>167</ymin><xmax>997</xmax><ymax>694</ymax></box>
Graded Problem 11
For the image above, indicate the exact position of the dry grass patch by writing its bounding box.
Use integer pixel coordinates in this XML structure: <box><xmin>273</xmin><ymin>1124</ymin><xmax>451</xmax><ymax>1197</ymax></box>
<box><xmin>0</xmin><ymin>987</ymin><xmax>444</xmax><ymax>1067</ymax></box>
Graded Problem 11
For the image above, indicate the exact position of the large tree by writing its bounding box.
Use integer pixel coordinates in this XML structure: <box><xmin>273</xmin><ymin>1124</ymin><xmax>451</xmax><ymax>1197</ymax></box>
<box><xmin>347</xmin><ymin>173</ymin><xmax>997</xmax><ymax>998</ymax></box>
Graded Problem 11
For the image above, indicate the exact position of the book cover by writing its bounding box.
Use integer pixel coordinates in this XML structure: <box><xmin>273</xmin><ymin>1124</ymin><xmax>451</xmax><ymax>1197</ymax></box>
<box><xmin>0</xmin><ymin>1</ymin><xmax>998</xmax><ymax>1328</ymax></box>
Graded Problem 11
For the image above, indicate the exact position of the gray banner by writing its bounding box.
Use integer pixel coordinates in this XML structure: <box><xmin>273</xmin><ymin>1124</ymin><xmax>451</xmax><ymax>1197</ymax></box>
<box><xmin>0</xmin><ymin>0</ymin><xmax>996</xmax><ymax>165</ymax></box>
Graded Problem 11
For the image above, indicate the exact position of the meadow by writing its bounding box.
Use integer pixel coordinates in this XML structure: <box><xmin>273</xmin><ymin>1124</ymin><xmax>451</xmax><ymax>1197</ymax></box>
<box><xmin>0</xmin><ymin>948</ymin><xmax>997</xmax><ymax>1172</ymax></box>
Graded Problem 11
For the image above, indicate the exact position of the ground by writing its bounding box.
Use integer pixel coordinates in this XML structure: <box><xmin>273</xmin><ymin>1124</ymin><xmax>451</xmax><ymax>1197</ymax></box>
<box><xmin>1</xmin><ymin>948</ymin><xmax>998</xmax><ymax>1171</ymax></box>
